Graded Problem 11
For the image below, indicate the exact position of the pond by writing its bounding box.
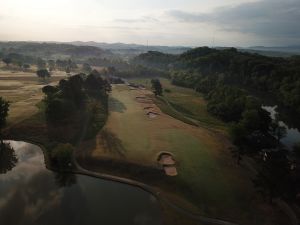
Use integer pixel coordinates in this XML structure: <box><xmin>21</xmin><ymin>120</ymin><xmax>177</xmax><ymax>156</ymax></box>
<box><xmin>0</xmin><ymin>141</ymin><xmax>162</xmax><ymax>225</ymax></box>
<box><xmin>262</xmin><ymin>106</ymin><xmax>300</xmax><ymax>149</ymax></box>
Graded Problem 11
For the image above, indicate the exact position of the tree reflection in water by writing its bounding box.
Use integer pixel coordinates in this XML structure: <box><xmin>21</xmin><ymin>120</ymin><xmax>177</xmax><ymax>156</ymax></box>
<box><xmin>54</xmin><ymin>172</ymin><xmax>77</xmax><ymax>188</ymax></box>
<box><xmin>0</xmin><ymin>141</ymin><xmax>18</xmax><ymax>174</ymax></box>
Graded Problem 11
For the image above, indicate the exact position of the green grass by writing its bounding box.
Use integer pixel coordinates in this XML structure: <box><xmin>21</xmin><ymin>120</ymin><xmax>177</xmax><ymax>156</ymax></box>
<box><xmin>163</xmin><ymin>129</ymin><xmax>256</xmax><ymax>221</ymax></box>
<box><xmin>153</xmin><ymin>96</ymin><xmax>198</xmax><ymax>126</ymax></box>
<box><xmin>130</xmin><ymin>78</ymin><xmax>227</xmax><ymax>131</ymax></box>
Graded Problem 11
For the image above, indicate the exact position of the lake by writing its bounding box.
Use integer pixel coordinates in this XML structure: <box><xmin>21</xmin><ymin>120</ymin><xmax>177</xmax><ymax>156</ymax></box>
<box><xmin>0</xmin><ymin>141</ymin><xmax>162</xmax><ymax>225</ymax></box>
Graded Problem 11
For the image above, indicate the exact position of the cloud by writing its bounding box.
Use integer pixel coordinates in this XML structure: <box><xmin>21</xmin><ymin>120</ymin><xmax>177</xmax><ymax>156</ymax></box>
<box><xmin>167</xmin><ymin>0</ymin><xmax>300</xmax><ymax>43</ymax></box>
<box><xmin>114</xmin><ymin>16</ymin><xmax>158</xmax><ymax>23</ymax></box>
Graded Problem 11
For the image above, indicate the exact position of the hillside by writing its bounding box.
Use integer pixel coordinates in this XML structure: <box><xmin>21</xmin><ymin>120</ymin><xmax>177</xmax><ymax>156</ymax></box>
<box><xmin>133</xmin><ymin>47</ymin><xmax>300</xmax><ymax>114</ymax></box>
<box><xmin>0</xmin><ymin>42</ymin><xmax>114</xmax><ymax>60</ymax></box>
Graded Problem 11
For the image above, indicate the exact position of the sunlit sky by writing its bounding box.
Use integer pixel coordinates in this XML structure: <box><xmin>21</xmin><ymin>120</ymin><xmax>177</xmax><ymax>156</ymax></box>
<box><xmin>0</xmin><ymin>0</ymin><xmax>299</xmax><ymax>47</ymax></box>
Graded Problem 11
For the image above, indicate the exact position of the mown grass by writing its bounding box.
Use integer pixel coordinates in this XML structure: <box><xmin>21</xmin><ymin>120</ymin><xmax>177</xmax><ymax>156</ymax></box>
<box><xmin>130</xmin><ymin>78</ymin><xmax>227</xmax><ymax>131</ymax></box>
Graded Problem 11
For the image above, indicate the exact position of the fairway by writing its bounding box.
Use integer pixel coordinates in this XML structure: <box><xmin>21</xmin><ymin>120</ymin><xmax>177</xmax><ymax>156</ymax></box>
<box><xmin>0</xmin><ymin>70</ymin><xmax>67</xmax><ymax>126</ymax></box>
<box><xmin>131</xmin><ymin>78</ymin><xmax>226</xmax><ymax>131</ymax></box>
<box><xmin>78</xmin><ymin>83</ymin><xmax>270</xmax><ymax>224</ymax></box>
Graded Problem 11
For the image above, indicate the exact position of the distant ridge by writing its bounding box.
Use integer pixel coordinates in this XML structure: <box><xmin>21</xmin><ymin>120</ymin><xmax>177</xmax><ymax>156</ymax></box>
<box><xmin>67</xmin><ymin>41</ymin><xmax>191</xmax><ymax>55</ymax></box>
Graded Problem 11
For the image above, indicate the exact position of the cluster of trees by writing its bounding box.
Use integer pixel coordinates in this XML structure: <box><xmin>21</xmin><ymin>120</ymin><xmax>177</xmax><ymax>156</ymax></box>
<box><xmin>0</xmin><ymin>42</ymin><xmax>113</xmax><ymax>60</ymax></box>
<box><xmin>54</xmin><ymin>59</ymin><xmax>78</xmax><ymax>72</ymax></box>
<box><xmin>42</xmin><ymin>72</ymin><xmax>111</xmax><ymax>122</ymax></box>
<box><xmin>132</xmin><ymin>51</ymin><xmax>178</xmax><ymax>70</ymax></box>
<box><xmin>169</xmin><ymin>47</ymin><xmax>300</xmax><ymax>114</ymax></box>
<box><xmin>87</xmin><ymin>57</ymin><xmax>130</xmax><ymax>70</ymax></box>
<box><xmin>0</xmin><ymin>97</ymin><xmax>15</xmax><ymax>174</ymax></box>
<box><xmin>1</xmin><ymin>53</ymin><xmax>34</xmax><ymax>70</ymax></box>
<box><xmin>116</xmin><ymin>65</ymin><xmax>169</xmax><ymax>78</ymax></box>
<box><xmin>41</xmin><ymin>72</ymin><xmax>111</xmax><ymax>168</ymax></box>
<box><xmin>0</xmin><ymin>51</ymin><xmax>78</xmax><ymax>74</ymax></box>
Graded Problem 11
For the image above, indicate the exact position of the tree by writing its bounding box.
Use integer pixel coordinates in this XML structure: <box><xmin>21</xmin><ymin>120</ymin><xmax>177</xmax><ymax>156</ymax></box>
<box><xmin>22</xmin><ymin>64</ymin><xmax>30</xmax><ymax>71</ymax></box>
<box><xmin>0</xmin><ymin>142</ymin><xmax>18</xmax><ymax>174</ymax></box>
<box><xmin>37</xmin><ymin>58</ymin><xmax>46</xmax><ymax>69</ymax></box>
<box><xmin>82</xmin><ymin>63</ymin><xmax>92</xmax><ymax>73</ymax></box>
<box><xmin>36</xmin><ymin>69</ymin><xmax>50</xmax><ymax>80</ymax></box>
<box><xmin>51</xmin><ymin>143</ymin><xmax>74</xmax><ymax>168</ymax></box>
<box><xmin>293</xmin><ymin>142</ymin><xmax>300</xmax><ymax>158</ymax></box>
<box><xmin>270</xmin><ymin>121</ymin><xmax>287</xmax><ymax>146</ymax></box>
<box><xmin>65</xmin><ymin>66</ymin><xmax>71</xmax><ymax>75</ymax></box>
<box><xmin>2</xmin><ymin>57</ymin><xmax>12</xmax><ymax>66</ymax></box>
<box><xmin>0</xmin><ymin>97</ymin><xmax>9</xmax><ymax>136</ymax></box>
<box><xmin>107</xmin><ymin>66</ymin><xmax>116</xmax><ymax>76</ymax></box>
<box><xmin>48</xmin><ymin>60</ymin><xmax>55</xmax><ymax>72</ymax></box>
<box><xmin>151</xmin><ymin>79</ymin><xmax>163</xmax><ymax>96</ymax></box>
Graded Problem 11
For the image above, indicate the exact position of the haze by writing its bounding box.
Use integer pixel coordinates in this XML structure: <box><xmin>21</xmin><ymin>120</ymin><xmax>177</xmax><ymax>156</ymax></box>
<box><xmin>1</xmin><ymin>0</ymin><xmax>300</xmax><ymax>47</ymax></box>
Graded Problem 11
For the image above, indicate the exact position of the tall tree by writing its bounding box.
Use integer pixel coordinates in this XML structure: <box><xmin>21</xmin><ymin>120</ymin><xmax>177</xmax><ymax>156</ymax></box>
<box><xmin>151</xmin><ymin>79</ymin><xmax>163</xmax><ymax>96</ymax></box>
<box><xmin>2</xmin><ymin>57</ymin><xmax>12</xmax><ymax>67</ymax></box>
<box><xmin>48</xmin><ymin>60</ymin><xmax>56</xmax><ymax>72</ymax></box>
<box><xmin>37</xmin><ymin>58</ymin><xmax>46</xmax><ymax>69</ymax></box>
<box><xmin>36</xmin><ymin>69</ymin><xmax>50</xmax><ymax>80</ymax></box>
<box><xmin>82</xmin><ymin>63</ymin><xmax>92</xmax><ymax>73</ymax></box>
<box><xmin>270</xmin><ymin>121</ymin><xmax>287</xmax><ymax>146</ymax></box>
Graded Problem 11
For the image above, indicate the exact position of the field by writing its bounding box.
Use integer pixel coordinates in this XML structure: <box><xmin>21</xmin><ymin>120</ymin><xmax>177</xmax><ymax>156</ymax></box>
<box><xmin>0</xmin><ymin>70</ymin><xmax>67</xmax><ymax>126</ymax></box>
<box><xmin>77</xmin><ymin>82</ymin><xmax>283</xmax><ymax>225</ymax></box>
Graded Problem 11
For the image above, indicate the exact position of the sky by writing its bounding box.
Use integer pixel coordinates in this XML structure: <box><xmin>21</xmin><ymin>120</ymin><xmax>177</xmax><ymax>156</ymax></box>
<box><xmin>0</xmin><ymin>0</ymin><xmax>299</xmax><ymax>47</ymax></box>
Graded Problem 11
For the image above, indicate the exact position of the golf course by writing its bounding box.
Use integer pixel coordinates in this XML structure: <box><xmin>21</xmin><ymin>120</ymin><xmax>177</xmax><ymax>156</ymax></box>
<box><xmin>76</xmin><ymin>80</ymin><xmax>284</xmax><ymax>225</ymax></box>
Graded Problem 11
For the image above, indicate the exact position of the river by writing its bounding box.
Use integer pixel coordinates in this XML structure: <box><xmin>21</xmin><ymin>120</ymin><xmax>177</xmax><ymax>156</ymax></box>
<box><xmin>0</xmin><ymin>141</ymin><xmax>162</xmax><ymax>225</ymax></box>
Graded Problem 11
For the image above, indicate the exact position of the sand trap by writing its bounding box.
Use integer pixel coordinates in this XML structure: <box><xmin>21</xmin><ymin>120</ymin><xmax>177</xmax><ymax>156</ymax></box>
<box><xmin>164</xmin><ymin>166</ymin><xmax>178</xmax><ymax>176</ymax></box>
<box><xmin>157</xmin><ymin>152</ymin><xmax>177</xmax><ymax>176</ymax></box>
<box><xmin>138</xmin><ymin>100</ymin><xmax>153</xmax><ymax>104</ymax></box>
<box><xmin>159</xmin><ymin>154</ymin><xmax>175</xmax><ymax>165</ymax></box>
<box><xmin>144</xmin><ymin>106</ymin><xmax>154</xmax><ymax>110</ymax></box>
<box><xmin>147</xmin><ymin>112</ymin><xmax>160</xmax><ymax>118</ymax></box>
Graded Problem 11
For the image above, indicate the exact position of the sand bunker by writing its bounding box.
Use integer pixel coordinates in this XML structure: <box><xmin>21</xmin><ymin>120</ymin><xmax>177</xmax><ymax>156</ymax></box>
<box><xmin>144</xmin><ymin>106</ymin><xmax>154</xmax><ymax>110</ymax></box>
<box><xmin>163</xmin><ymin>166</ymin><xmax>178</xmax><ymax>176</ymax></box>
<box><xmin>157</xmin><ymin>152</ymin><xmax>178</xmax><ymax>176</ymax></box>
<box><xmin>147</xmin><ymin>112</ymin><xmax>160</xmax><ymax>118</ymax></box>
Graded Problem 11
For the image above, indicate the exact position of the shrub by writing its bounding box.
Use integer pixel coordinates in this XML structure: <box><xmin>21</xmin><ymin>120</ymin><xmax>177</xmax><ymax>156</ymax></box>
<box><xmin>51</xmin><ymin>143</ymin><xmax>74</xmax><ymax>168</ymax></box>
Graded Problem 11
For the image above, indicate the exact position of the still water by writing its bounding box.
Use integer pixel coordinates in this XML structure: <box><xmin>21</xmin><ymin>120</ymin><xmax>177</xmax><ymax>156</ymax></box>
<box><xmin>0</xmin><ymin>141</ymin><xmax>162</xmax><ymax>225</ymax></box>
<box><xmin>262</xmin><ymin>106</ymin><xmax>300</xmax><ymax>149</ymax></box>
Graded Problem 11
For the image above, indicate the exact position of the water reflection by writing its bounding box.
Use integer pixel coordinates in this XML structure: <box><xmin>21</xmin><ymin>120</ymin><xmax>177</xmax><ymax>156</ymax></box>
<box><xmin>0</xmin><ymin>141</ymin><xmax>162</xmax><ymax>225</ymax></box>
<box><xmin>262</xmin><ymin>106</ymin><xmax>300</xmax><ymax>149</ymax></box>
<box><xmin>0</xmin><ymin>141</ymin><xmax>18</xmax><ymax>174</ymax></box>
<box><xmin>54</xmin><ymin>172</ymin><xmax>77</xmax><ymax>188</ymax></box>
